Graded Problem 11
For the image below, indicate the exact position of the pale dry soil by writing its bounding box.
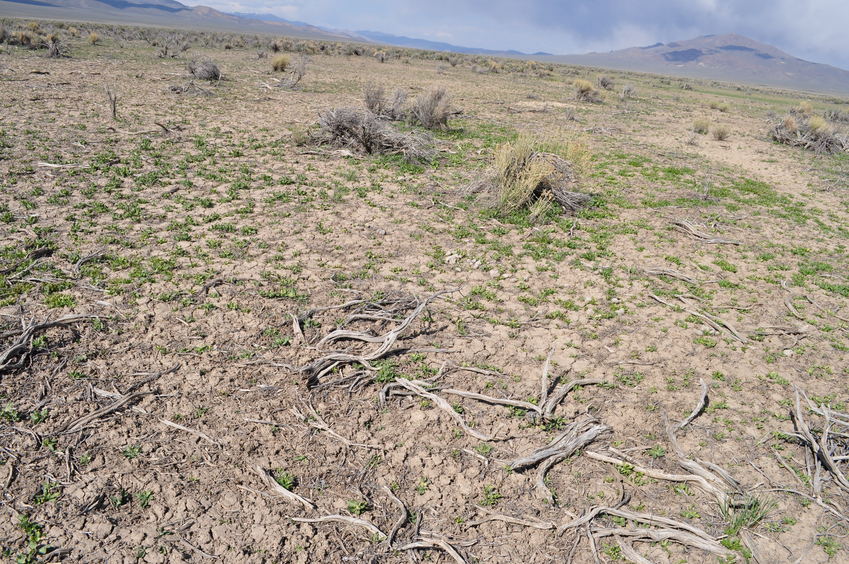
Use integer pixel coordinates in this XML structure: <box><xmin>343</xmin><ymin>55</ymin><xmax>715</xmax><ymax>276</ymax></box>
<box><xmin>1</xmin><ymin>29</ymin><xmax>849</xmax><ymax>564</ymax></box>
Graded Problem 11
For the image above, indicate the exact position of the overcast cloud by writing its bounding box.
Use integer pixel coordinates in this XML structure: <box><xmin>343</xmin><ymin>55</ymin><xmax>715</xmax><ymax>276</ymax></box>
<box><xmin>187</xmin><ymin>0</ymin><xmax>849</xmax><ymax>69</ymax></box>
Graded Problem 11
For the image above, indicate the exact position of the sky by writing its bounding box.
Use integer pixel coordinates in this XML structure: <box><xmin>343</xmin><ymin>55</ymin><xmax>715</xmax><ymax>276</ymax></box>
<box><xmin>186</xmin><ymin>0</ymin><xmax>849</xmax><ymax>70</ymax></box>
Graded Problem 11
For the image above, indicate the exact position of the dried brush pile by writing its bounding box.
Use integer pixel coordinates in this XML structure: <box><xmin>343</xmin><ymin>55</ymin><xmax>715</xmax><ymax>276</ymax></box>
<box><xmin>313</xmin><ymin>107</ymin><xmax>435</xmax><ymax>162</ymax></box>
<box><xmin>408</xmin><ymin>87</ymin><xmax>454</xmax><ymax>129</ymax></box>
<box><xmin>187</xmin><ymin>59</ymin><xmax>220</xmax><ymax>81</ymax></box>
<box><xmin>824</xmin><ymin>109</ymin><xmax>849</xmax><ymax>123</ymax></box>
<box><xmin>469</xmin><ymin>136</ymin><xmax>592</xmax><ymax>220</ymax></box>
<box><xmin>362</xmin><ymin>84</ymin><xmax>407</xmax><ymax>120</ymax></box>
<box><xmin>770</xmin><ymin>112</ymin><xmax>848</xmax><ymax>154</ymax></box>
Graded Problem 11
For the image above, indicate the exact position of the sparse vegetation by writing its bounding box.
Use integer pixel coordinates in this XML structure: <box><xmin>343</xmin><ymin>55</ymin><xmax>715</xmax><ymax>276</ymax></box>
<box><xmin>1</xmin><ymin>16</ymin><xmax>848</xmax><ymax>564</ymax></box>
<box><xmin>271</xmin><ymin>53</ymin><xmax>290</xmax><ymax>72</ymax></box>
<box><xmin>712</xmin><ymin>125</ymin><xmax>730</xmax><ymax>140</ymax></box>
<box><xmin>188</xmin><ymin>59</ymin><xmax>220</xmax><ymax>80</ymax></box>
<box><xmin>575</xmin><ymin>79</ymin><xmax>603</xmax><ymax>103</ymax></box>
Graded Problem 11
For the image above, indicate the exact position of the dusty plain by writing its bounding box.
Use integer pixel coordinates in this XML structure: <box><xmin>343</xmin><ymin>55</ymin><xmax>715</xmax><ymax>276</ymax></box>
<box><xmin>1</xmin><ymin>19</ymin><xmax>849</xmax><ymax>564</ymax></box>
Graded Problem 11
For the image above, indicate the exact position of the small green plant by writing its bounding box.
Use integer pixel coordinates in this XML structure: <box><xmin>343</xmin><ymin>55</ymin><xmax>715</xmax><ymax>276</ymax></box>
<box><xmin>121</xmin><ymin>445</ymin><xmax>142</xmax><ymax>459</ymax></box>
<box><xmin>475</xmin><ymin>443</ymin><xmax>494</xmax><ymax>457</ymax></box>
<box><xmin>136</xmin><ymin>490</ymin><xmax>154</xmax><ymax>508</ymax></box>
<box><xmin>480</xmin><ymin>485</ymin><xmax>503</xmax><ymax>506</ymax></box>
<box><xmin>347</xmin><ymin>499</ymin><xmax>369</xmax><ymax>515</ymax></box>
<box><xmin>273</xmin><ymin>469</ymin><xmax>297</xmax><ymax>490</ymax></box>
<box><xmin>33</xmin><ymin>482</ymin><xmax>61</xmax><ymax>505</ymax></box>
<box><xmin>1</xmin><ymin>402</ymin><xmax>22</xmax><ymax>423</ymax></box>
<box><xmin>415</xmin><ymin>477</ymin><xmax>430</xmax><ymax>494</ymax></box>
<box><xmin>720</xmin><ymin>496</ymin><xmax>775</xmax><ymax>536</ymax></box>
<box><xmin>17</xmin><ymin>514</ymin><xmax>48</xmax><ymax>564</ymax></box>
<box><xmin>647</xmin><ymin>445</ymin><xmax>666</xmax><ymax>459</ymax></box>
<box><xmin>816</xmin><ymin>534</ymin><xmax>841</xmax><ymax>557</ymax></box>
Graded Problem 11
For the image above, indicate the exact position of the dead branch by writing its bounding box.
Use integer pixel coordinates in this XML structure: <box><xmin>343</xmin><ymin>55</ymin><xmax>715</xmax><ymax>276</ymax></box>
<box><xmin>399</xmin><ymin>534</ymin><xmax>470</xmax><ymax>563</ymax></box>
<box><xmin>671</xmin><ymin>219</ymin><xmax>741</xmax><ymax>245</ymax></box>
<box><xmin>791</xmin><ymin>387</ymin><xmax>849</xmax><ymax>494</ymax></box>
<box><xmin>650</xmin><ymin>293</ymin><xmax>746</xmax><ymax>343</ymax></box>
<box><xmin>644</xmin><ymin>268</ymin><xmax>700</xmax><ymax>284</ymax></box>
<box><xmin>291</xmin><ymin>401</ymin><xmax>384</xmax><ymax>450</ymax></box>
<box><xmin>510</xmin><ymin>417</ymin><xmax>610</xmax><ymax>502</ymax></box>
<box><xmin>59</xmin><ymin>391</ymin><xmax>151</xmax><ymax>434</ymax></box>
<box><xmin>381</xmin><ymin>485</ymin><xmax>408</xmax><ymax>547</ymax></box>
<box><xmin>543</xmin><ymin>379</ymin><xmax>604</xmax><ymax>418</ymax></box>
<box><xmin>290</xmin><ymin>515</ymin><xmax>385</xmax><ymax>539</ymax></box>
<box><xmin>256</xmin><ymin>465</ymin><xmax>316</xmax><ymax>510</ymax></box>
<box><xmin>592</xmin><ymin>527</ymin><xmax>733</xmax><ymax>557</ymax></box>
<box><xmin>1</xmin><ymin>314</ymin><xmax>96</xmax><ymax>373</ymax></box>
<box><xmin>585</xmin><ymin>450</ymin><xmax>729</xmax><ymax>504</ymax></box>
<box><xmin>394</xmin><ymin>378</ymin><xmax>492</xmax><ymax>441</ymax></box>
<box><xmin>297</xmin><ymin>290</ymin><xmax>454</xmax><ymax>387</ymax></box>
<box><xmin>678</xmin><ymin>378</ymin><xmax>709</xmax><ymax>430</ymax></box>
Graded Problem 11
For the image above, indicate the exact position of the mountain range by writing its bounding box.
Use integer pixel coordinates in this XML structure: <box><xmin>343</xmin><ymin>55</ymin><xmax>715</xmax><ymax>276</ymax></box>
<box><xmin>3</xmin><ymin>0</ymin><xmax>849</xmax><ymax>94</ymax></box>
<box><xmin>542</xmin><ymin>34</ymin><xmax>849</xmax><ymax>94</ymax></box>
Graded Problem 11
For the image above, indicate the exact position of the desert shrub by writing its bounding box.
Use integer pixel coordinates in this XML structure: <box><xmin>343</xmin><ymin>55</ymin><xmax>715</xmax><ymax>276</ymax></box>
<box><xmin>796</xmin><ymin>101</ymin><xmax>813</xmax><ymax>115</ymax></box>
<box><xmin>272</xmin><ymin>54</ymin><xmax>290</xmax><ymax>72</ymax></box>
<box><xmin>712</xmin><ymin>126</ymin><xmax>730</xmax><ymax>141</ymax></box>
<box><xmin>313</xmin><ymin>107</ymin><xmax>434</xmax><ymax>162</ymax></box>
<box><xmin>824</xmin><ymin>109</ymin><xmax>849</xmax><ymax>123</ymax></box>
<box><xmin>597</xmin><ymin>75</ymin><xmax>614</xmax><ymax>90</ymax></box>
<box><xmin>0</xmin><ymin>26</ymin><xmax>7</xmax><ymax>44</ymax></box>
<box><xmin>409</xmin><ymin>88</ymin><xmax>453</xmax><ymax>129</ymax></box>
<box><xmin>575</xmin><ymin>79</ymin><xmax>603</xmax><ymax>103</ymax></box>
<box><xmin>276</xmin><ymin>54</ymin><xmax>307</xmax><ymax>89</ymax></box>
<box><xmin>709</xmin><ymin>101</ymin><xmax>729</xmax><ymax>112</ymax></box>
<box><xmin>46</xmin><ymin>33</ymin><xmax>62</xmax><ymax>58</ymax></box>
<box><xmin>770</xmin><ymin>112</ymin><xmax>847</xmax><ymax>153</ymax></box>
<box><xmin>88</xmin><ymin>32</ymin><xmax>99</xmax><ymax>45</ymax></box>
<box><xmin>374</xmin><ymin>50</ymin><xmax>386</xmax><ymax>63</ymax></box>
<box><xmin>68</xmin><ymin>27</ymin><xmax>78</xmax><ymax>37</ymax></box>
<box><xmin>188</xmin><ymin>60</ymin><xmax>221</xmax><ymax>81</ymax></box>
<box><xmin>620</xmin><ymin>84</ymin><xmax>635</xmax><ymax>100</ymax></box>
<box><xmin>693</xmin><ymin>119</ymin><xmax>710</xmax><ymax>134</ymax></box>
<box><xmin>488</xmin><ymin>136</ymin><xmax>592</xmax><ymax>220</ymax></box>
<box><xmin>363</xmin><ymin>84</ymin><xmax>406</xmax><ymax>120</ymax></box>
<box><xmin>12</xmin><ymin>30</ymin><xmax>33</xmax><ymax>47</ymax></box>
<box><xmin>270</xmin><ymin>41</ymin><xmax>281</xmax><ymax>53</ymax></box>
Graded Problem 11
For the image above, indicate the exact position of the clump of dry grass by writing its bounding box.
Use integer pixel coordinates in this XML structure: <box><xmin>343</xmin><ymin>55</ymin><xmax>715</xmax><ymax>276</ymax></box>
<box><xmin>620</xmin><ymin>84</ymin><xmax>636</xmax><ymax>100</ymax></box>
<box><xmin>409</xmin><ymin>88</ymin><xmax>454</xmax><ymax>129</ymax></box>
<box><xmin>88</xmin><ymin>32</ymin><xmax>99</xmax><ymax>45</ymax></box>
<box><xmin>188</xmin><ymin>59</ymin><xmax>221</xmax><ymax>81</ymax></box>
<box><xmin>709</xmin><ymin>101</ymin><xmax>729</xmax><ymax>112</ymax></box>
<box><xmin>313</xmin><ymin>107</ymin><xmax>435</xmax><ymax>162</ymax></box>
<box><xmin>575</xmin><ymin>79</ymin><xmax>603</xmax><ymax>103</ymax></box>
<box><xmin>712</xmin><ymin>125</ymin><xmax>730</xmax><ymax>141</ymax></box>
<box><xmin>471</xmin><ymin>136</ymin><xmax>593</xmax><ymax>220</ymax></box>
<box><xmin>693</xmin><ymin>119</ymin><xmax>710</xmax><ymax>135</ymax></box>
<box><xmin>796</xmin><ymin>100</ymin><xmax>813</xmax><ymax>115</ymax></box>
<box><xmin>770</xmin><ymin>112</ymin><xmax>848</xmax><ymax>154</ymax></box>
<box><xmin>271</xmin><ymin>54</ymin><xmax>290</xmax><ymax>72</ymax></box>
